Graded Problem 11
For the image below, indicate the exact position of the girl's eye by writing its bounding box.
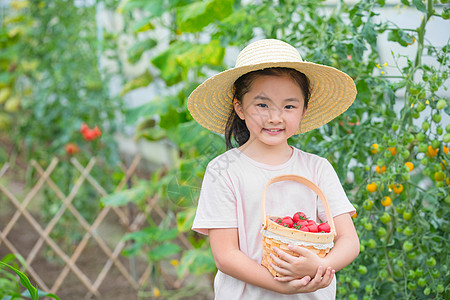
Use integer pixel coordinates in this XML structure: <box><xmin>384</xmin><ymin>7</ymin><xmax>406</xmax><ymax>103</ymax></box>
<box><xmin>285</xmin><ymin>105</ymin><xmax>295</xmax><ymax>109</ymax></box>
<box><xmin>257</xmin><ymin>103</ymin><xmax>268</xmax><ymax>108</ymax></box>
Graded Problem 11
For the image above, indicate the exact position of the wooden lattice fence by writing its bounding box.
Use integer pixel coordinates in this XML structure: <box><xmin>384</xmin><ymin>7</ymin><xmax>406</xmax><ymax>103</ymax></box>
<box><xmin>0</xmin><ymin>156</ymin><xmax>197</xmax><ymax>299</ymax></box>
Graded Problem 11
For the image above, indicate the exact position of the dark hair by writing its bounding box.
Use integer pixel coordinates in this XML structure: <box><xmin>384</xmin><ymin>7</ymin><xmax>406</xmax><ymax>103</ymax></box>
<box><xmin>224</xmin><ymin>67</ymin><xmax>310</xmax><ymax>150</ymax></box>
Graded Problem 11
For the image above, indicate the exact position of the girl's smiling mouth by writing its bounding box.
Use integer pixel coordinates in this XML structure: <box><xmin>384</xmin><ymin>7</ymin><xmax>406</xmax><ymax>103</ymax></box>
<box><xmin>263</xmin><ymin>128</ymin><xmax>284</xmax><ymax>134</ymax></box>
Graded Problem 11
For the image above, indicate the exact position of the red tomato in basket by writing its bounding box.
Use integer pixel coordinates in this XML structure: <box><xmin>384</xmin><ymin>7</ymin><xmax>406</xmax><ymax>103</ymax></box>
<box><xmin>293</xmin><ymin>211</ymin><xmax>308</xmax><ymax>223</ymax></box>
<box><xmin>296</xmin><ymin>219</ymin><xmax>308</xmax><ymax>227</ymax></box>
<box><xmin>275</xmin><ymin>218</ymin><xmax>282</xmax><ymax>224</ymax></box>
<box><xmin>307</xmin><ymin>220</ymin><xmax>318</xmax><ymax>232</ymax></box>
<box><xmin>307</xmin><ymin>219</ymin><xmax>317</xmax><ymax>226</ymax></box>
<box><xmin>318</xmin><ymin>223</ymin><xmax>331</xmax><ymax>233</ymax></box>
<box><xmin>307</xmin><ymin>225</ymin><xmax>318</xmax><ymax>232</ymax></box>
<box><xmin>281</xmin><ymin>216</ymin><xmax>294</xmax><ymax>228</ymax></box>
<box><xmin>299</xmin><ymin>225</ymin><xmax>310</xmax><ymax>232</ymax></box>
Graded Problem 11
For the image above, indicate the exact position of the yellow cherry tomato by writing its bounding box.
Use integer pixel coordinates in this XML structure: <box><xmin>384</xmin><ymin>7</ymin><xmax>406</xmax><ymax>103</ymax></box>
<box><xmin>434</xmin><ymin>171</ymin><xmax>445</xmax><ymax>182</ymax></box>
<box><xmin>381</xmin><ymin>196</ymin><xmax>392</xmax><ymax>207</ymax></box>
<box><xmin>392</xmin><ymin>183</ymin><xmax>404</xmax><ymax>194</ymax></box>
<box><xmin>153</xmin><ymin>287</ymin><xmax>161</xmax><ymax>297</ymax></box>
<box><xmin>388</xmin><ymin>147</ymin><xmax>397</xmax><ymax>156</ymax></box>
<box><xmin>376</xmin><ymin>165</ymin><xmax>386</xmax><ymax>174</ymax></box>
<box><xmin>370</xmin><ymin>144</ymin><xmax>379</xmax><ymax>154</ymax></box>
<box><xmin>367</xmin><ymin>182</ymin><xmax>378</xmax><ymax>193</ymax></box>
<box><xmin>405</xmin><ymin>162</ymin><xmax>414</xmax><ymax>172</ymax></box>
<box><xmin>427</xmin><ymin>145</ymin><xmax>438</xmax><ymax>158</ymax></box>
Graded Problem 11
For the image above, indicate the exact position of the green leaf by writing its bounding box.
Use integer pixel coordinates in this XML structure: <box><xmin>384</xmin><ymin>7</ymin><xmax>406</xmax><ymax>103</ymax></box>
<box><xmin>131</xmin><ymin>18</ymin><xmax>155</xmax><ymax>33</ymax></box>
<box><xmin>334</xmin><ymin>42</ymin><xmax>348</xmax><ymax>59</ymax></box>
<box><xmin>122</xmin><ymin>229</ymin><xmax>153</xmax><ymax>243</ymax></box>
<box><xmin>126</xmin><ymin>95</ymin><xmax>180</xmax><ymax>125</ymax></box>
<box><xmin>159</xmin><ymin>105</ymin><xmax>185</xmax><ymax>130</ymax></box>
<box><xmin>387</xmin><ymin>29</ymin><xmax>414</xmax><ymax>47</ymax></box>
<box><xmin>135</xmin><ymin>127</ymin><xmax>167</xmax><ymax>141</ymax></box>
<box><xmin>122</xmin><ymin>226</ymin><xmax>178</xmax><ymax>244</ymax></box>
<box><xmin>151</xmin><ymin>41</ymin><xmax>192</xmax><ymax>86</ymax></box>
<box><xmin>412</xmin><ymin>0</ymin><xmax>426</xmax><ymax>12</ymax></box>
<box><xmin>157</xmin><ymin>228</ymin><xmax>180</xmax><ymax>242</ymax></box>
<box><xmin>151</xmin><ymin>39</ymin><xmax>224</xmax><ymax>86</ymax></box>
<box><xmin>164</xmin><ymin>173</ymin><xmax>199</xmax><ymax>207</ymax></box>
<box><xmin>143</xmin><ymin>0</ymin><xmax>165</xmax><ymax>18</ymax></box>
<box><xmin>176</xmin><ymin>39</ymin><xmax>225</xmax><ymax>68</ymax></box>
<box><xmin>349</xmin><ymin>38</ymin><xmax>366</xmax><ymax>61</ymax></box>
<box><xmin>121</xmin><ymin>241</ymin><xmax>142</xmax><ymax>257</ymax></box>
<box><xmin>22</xmin><ymin>290</ymin><xmax>60</xmax><ymax>299</ymax></box>
<box><xmin>177</xmin><ymin>248</ymin><xmax>216</xmax><ymax>278</ymax></box>
<box><xmin>0</xmin><ymin>73</ymin><xmax>13</xmax><ymax>86</ymax></box>
<box><xmin>37</xmin><ymin>290</ymin><xmax>60</xmax><ymax>299</ymax></box>
<box><xmin>177</xmin><ymin>120</ymin><xmax>224</xmax><ymax>152</ymax></box>
<box><xmin>101</xmin><ymin>184</ymin><xmax>148</xmax><ymax>207</ymax></box>
<box><xmin>356</xmin><ymin>79</ymin><xmax>371</xmax><ymax>104</ymax></box>
<box><xmin>0</xmin><ymin>262</ymin><xmax>38</xmax><ymax>300</ymax></box>
<box><xmin>176</xmin><ymin>207</ymin><xmax>196</xmax><ymax>232</ymax></box>
<box><xmin>169</xmin><ymin>0</ymin><xmax>195</xmax><ymax>7</ymax></box>
<box><xmin>361</xmin><ymin>22</ymin><xmax>377</xmax><ymax>46</ymax></box>
<box><xmin>127</xmin><ymin>38</ymin><xmax>157</xmax><ymax>64</ymax></box>
<box><xmin>176</xmin><ymin>0</ymin><xmax>234</xmax><ymax>33</ymax></box>
<box><xmin>120</xmin><ymin>0</ymin><xmax>148</xmax><ymax>12</ymax></box>
<box><xmin>120</xmin><ymin>70</ymin><xmax>153</xmax><ymax>96</ymax></box>
<box><xmin>1</xmin><ymin>253</ymin><xmax>25</xmax><ymax>266</ymax></box>
<box><xmin>148</xmin><ymin>243</ymin><xmax>181</xmax><ymax>261</ymax></box>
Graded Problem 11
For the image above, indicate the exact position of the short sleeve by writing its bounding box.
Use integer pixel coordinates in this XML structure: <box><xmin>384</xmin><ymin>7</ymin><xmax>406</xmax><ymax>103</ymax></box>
<box><xmin>316</xmin><ymin>159</ymin><xmax>355</xmax><ymax>223</ymax></box>
<box><xmin>192</xmin><ymin>163</ymin><xmax>238</xmax><ymax>235</ymax></box>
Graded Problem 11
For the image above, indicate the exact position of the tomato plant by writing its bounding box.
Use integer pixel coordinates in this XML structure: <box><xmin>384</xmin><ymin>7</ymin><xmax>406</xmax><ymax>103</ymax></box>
<box><xmin>101</xmin><ymin>0</ymin><xmax>450</xmax><ymax>298</ymax></box>
<box><xmin>0</xmin><ymin>0</ymin><xmax>128</xmax><ymax>254</ymax></box>
<box><xmin>0</xmin><ymin>0</ymin><xmax>123</xmax><ymax>164</ymax></box>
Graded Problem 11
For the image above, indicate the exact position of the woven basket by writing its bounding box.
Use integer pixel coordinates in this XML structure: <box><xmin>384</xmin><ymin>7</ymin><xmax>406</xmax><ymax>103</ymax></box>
<box><xmin>260</xmin><ymin>174</ymin><xmax>336</xmax><ymax>277</ymax></box>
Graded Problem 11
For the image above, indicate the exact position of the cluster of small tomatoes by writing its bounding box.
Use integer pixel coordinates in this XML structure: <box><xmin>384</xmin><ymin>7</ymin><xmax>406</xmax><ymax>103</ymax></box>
<box><xmin>64</xmin><ymin>123</ymin><xmax>102</xmax><ymax>155</ymax></box>
<box><xmin>274</xmin><ymin>211</ymin><xmax>331</xmax><ymax>233</ymax></box>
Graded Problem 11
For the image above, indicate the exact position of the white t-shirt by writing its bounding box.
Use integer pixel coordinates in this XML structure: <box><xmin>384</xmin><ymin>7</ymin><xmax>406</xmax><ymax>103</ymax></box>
<box><xmin>192</xmin><ymin>147</ymin><xmax>355</xmax><ymax>300</ymax></box>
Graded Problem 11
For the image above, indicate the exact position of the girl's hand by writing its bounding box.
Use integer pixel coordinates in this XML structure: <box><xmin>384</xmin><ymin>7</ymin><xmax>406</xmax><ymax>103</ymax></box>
<box><xmin>276</xmin><ymin>265</ymin><xmax>335</xmax><ymax>294</ymax></box>
<box><xmin>270</xmin><ymin>245</ymin><xmax>325</xmax><ymax>278</ymax></box>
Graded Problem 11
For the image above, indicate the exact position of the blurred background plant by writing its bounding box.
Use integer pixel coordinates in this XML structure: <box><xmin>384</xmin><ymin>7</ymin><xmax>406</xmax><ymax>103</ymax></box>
<box><xmin>0</xmin><ymin>0</ymin><xmax>123</xmax><ymax>163</ymax></box>
<box><xmin>1</xmin><ymin>0</ymin><xmax>449</xmax><ymax>299</ymax></box>
<box><xmin>0</xmin><ymin>0</ymin><xmax>126</xmax><ymax>256</ymax></box>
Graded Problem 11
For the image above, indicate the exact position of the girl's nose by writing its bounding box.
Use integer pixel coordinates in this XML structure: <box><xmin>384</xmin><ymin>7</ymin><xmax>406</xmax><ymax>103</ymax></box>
<box><xmin>268</xmin><ymin>106</ymin><xmax>283</xmax><ymax>123</ymax></box>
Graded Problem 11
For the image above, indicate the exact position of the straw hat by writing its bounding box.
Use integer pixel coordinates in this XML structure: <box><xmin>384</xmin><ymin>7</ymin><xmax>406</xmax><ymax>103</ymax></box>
<box><xmin>187</xmin><ymin>39</ymin><xmax>356</xmax><ymax>134</ymax></box>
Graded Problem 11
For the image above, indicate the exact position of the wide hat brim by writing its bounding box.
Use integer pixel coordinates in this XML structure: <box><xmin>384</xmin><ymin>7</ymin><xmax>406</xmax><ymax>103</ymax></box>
<box><xmin>188</xmin><ymin>40</ymin><xmax>357</xmax><ymax>135</ymax></box>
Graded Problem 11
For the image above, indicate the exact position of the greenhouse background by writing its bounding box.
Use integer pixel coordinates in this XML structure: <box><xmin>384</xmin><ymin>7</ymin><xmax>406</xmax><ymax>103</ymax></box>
<box><xmin>0</xmin><ymin>0</ymin><xmax>449</xmax><ymax>299</ymax></box>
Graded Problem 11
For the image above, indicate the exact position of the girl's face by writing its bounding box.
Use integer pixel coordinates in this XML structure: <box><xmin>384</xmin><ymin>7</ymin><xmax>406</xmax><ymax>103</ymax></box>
<box><xmin>234</xmin><ymin>74</ymin><xmax>307</xmax><ymax>149</ymax></box>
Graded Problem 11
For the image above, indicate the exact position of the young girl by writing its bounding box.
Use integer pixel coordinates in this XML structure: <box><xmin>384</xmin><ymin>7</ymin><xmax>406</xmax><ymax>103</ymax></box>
<box><xmin>188</xmin><ymin>39</ymin><xmax>360</xmax><ymax>299</ymax></box>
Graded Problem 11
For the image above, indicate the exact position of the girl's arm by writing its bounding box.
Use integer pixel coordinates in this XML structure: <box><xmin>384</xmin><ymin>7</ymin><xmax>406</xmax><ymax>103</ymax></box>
<box><xmin>270</xmin><ymin>213</ymin><xmax>359</xmax><ymax>280</ymax></box>
<box><xmin>208</xmin><ymin>228</ymin><xmax>335</xmax><ymax>295</ymax></box>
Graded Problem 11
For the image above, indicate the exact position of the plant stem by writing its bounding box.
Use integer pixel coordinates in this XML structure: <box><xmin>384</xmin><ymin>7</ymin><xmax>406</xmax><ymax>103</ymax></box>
<box><xmin>414</xmin><ymin>0</ymin><xmax>434</xmax><ymax>68</ymax></box>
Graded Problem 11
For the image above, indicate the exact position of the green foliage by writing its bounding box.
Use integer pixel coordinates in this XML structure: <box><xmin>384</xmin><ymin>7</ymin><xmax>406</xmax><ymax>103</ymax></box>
<box><xmin>121</xmin><ymin>226</ymin><xmax>181</xmax><ymax>260</ymax></box>
<box><xmin>1</xmin><ymin>1</ymin><xmax>123</xmax><ymax>164</ymax></box>
<box><xmin>101</xmin><ymin>181</ymin><xmax>149</xmax><ymax>207</ymax></box>
<box><xmin>75</xmin><ymin>0</ymin><xmax>450</xmax><ymax>298</ymax></box>
<box><xmin>1</xmin><ymin>0</ymin><xmax>127</xmax><ymax>254</ymax></box>
<box><xmin>175</xmin><ymin>0</ymin><xmax>234</xmax><ymax>33</ymax></box>
<box><xmin>0</xmin><ymin>254</ymin><xmax>59</xmax><ymax>299</ymax></box>
<box><xmin>176</xmin><ymin>248</ymin><xmax>216</xmax><ymax>278</ymax></box>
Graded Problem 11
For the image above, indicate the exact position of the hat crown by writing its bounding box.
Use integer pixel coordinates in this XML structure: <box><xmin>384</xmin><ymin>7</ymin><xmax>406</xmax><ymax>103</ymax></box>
<box><xmin>235</xmin><ymin>39</ymin><xmax>304</xmax><ymax>68</ymax></box>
